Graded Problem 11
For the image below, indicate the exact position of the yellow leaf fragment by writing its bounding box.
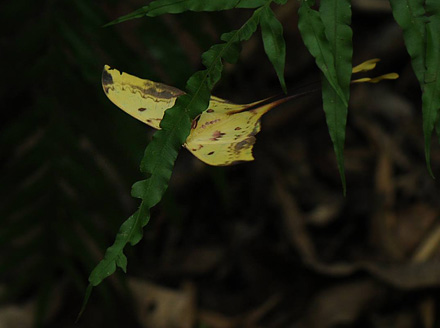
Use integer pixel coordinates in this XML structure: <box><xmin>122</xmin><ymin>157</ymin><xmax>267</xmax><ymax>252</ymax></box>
<box><xmin>351</xmin><ymin>73</ymin><xmax>399</xmax><ymax>84</ymax></box>
<box><xmin>352</xmin><ymin>58</ymin><xmax>381</xmax><ymax>73</ymax></box>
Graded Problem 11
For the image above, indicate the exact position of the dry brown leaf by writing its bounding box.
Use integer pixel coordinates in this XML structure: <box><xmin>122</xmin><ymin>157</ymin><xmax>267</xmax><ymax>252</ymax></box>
<box><xmin>273</xmin><ymin>168</ymin><xmax>440</xmax><ymax>289</ymax></box>
<box><xmin>0</xmin><ymin>303</ymin><xmax>34</xmax><ymax>328</ymax></box>
<box><xmin>198</xmin><ymin>294</ymin><xmax>281</xmax><ymax>328</ymax></box>
<box><xmin>300</xmin><ymin>280</ymin><xmax>383</xmax><ymax>328</ymax></box>
<box><xmin>128</xmin><ymin>278</ymin><xmax>196</xmax><ymax>328</ymax></box>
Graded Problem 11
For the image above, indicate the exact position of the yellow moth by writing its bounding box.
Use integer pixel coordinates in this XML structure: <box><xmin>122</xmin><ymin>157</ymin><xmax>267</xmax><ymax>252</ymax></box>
<box><xmin>102</xmin><ymin>59</ymin><xmax>397</xmax><ymax>166</ymax></box>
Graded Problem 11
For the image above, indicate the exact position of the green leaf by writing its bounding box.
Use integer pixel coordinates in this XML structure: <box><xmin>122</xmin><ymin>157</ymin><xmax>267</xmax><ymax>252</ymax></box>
<box><xmin>88</xmin><ymin>209</ymin><xmax>144</xmax><ymax>286</ymax></box>
<box><xmin>319</xmin><ymin>0</ymin><xmax>352</xmax><ymax>194</ymax></box>
<box><xmin>260</xmin><ymin>5</ymin><xmax>287</xmax><ymax>93</ymax></box>
<box><xmin>77</xmin><ymin>284</ymin><xmax>93</xmax><ymax>322</ymax></box>
<box><xmin>102</xmin><ymin>7</ymin><xmax>148</xmax><ymax>27</ymax></box>
<box><xmin>104</xmin><ymin>0</ymin><xmax>267</xmax><ymax>26</ymax></box>
<box><xmin>88</xmin><ymin>6</ymin><xmax>263</xmax><ymax>289</ymax></box>
<box><xmin>422</xmin><ymin>7</ymin><xmax>440</xmax><ymax>177</ymax></box>
<box><xmin>298</xmin><ymin>0</ymin><xmax>352</xmax><ymax>193</ymax></box>
<box><xmin>390</xmin><ymin>0</ymin><xmax>440</xmax><ymax>176</ymax></box>
<box><xmin>297</xmin><ymin>0</ymin><xmax>348</xmax><ymax>108</ymax></box>
<box><xmin>389</xmin><ymin>0</ymin><xmax>427</xmax><ymax>84</ymax></box>
<box><xmin>147</xmin><ymin>0</ymin><xmax>268</xmax><ymax>15</ymax></box>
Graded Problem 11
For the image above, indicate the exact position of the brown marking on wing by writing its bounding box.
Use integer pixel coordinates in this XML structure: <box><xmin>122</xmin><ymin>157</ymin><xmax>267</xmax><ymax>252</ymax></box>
<box><xmin>188</xmin><ymin>144</ymin><xmax>203</xmax><ymax>152</ymax></box>
<box><xmin>210</xmin><ymin>130</ymin><xmax>226</xmax><ymax>141</ymax></box>
<box><xmin>143</xmin><ymin>82</ymin><xmax>184</xmax><ymax>99</ymax></box>
<box><xmin>234</xmin><ymin>127</ymin><xmax>242</xmax><ymax>130</ymax></box>
<box><xmin>201</xmin><ymin>119</ymin><xmax>221</xmax><ymax>129</ymax></box>
<box><xmin>234</xmin><ymin>137</ymin><xmax>256</xmax><ymax>152</ymax></box>
<box><xmin>109</xmin><ymin>79</ymin><xmax>184</xmax><ymax>101</ymax></box>
<box><xmin>207</xmin><ymin>109</ymin><xmax>214</xmax><ymax>113</ymax></box>
<box><xmin>138</xmin><ymin>108</ymin><xmax>147</xmax><ymax>112</ymax></box>
<box><xmin>208</xmin><ymin>151</ymin><xmax>215</xmax><ymax>155</ymax></box>
<box><xmin>146</xmin><ymin>118</ymin><xmax>161</xmax><ymax>124</ymax></box>
<box><xmin>247</xmin><ymin>119</ymin><xmax>261</xmax><ymax>137</ymax></box>
<box><xmin>191</xmin><ymin>115</ymin><xmax>201</xmax><ymax>129</ymax></box>
<box><xmin>102</xmin><ymin>69</ymin><xmax>113</xmax><ymax>86</ymax></box>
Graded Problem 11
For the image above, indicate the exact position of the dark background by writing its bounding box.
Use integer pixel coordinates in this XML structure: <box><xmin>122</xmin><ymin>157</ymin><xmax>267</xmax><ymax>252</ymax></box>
<box><xmin>1</xmin><ymin>0</ymin><xmax>440</xmax><ymax>327</ymax></box>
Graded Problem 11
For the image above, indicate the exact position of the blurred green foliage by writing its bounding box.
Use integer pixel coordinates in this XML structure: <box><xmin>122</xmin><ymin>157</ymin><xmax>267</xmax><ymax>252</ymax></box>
<box><xmin>0</xmin><ymin>0</ymin><xmax>224</xmax><ymax>326</ymax></box>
